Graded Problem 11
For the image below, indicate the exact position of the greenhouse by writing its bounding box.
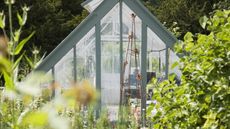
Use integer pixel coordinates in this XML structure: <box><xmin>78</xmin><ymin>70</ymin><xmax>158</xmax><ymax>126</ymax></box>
<box><xmin>36</xmin><ymin>0</ymin><xmax>180</xmax><ymax>124</ymax></box>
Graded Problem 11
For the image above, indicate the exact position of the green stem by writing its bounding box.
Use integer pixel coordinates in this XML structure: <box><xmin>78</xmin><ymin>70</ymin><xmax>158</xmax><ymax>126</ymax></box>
<box><xmin>8</xmin><ymin>3</ymin><xmax>13</xmax><ymax>40</ymax></box>
<box><xmin>2</xmin><ymin>29</ymin><xmax>7</xmax><ymax>39</ymax></box>
<box><xmin>8</xmin><ymin>2</ymin><xmax>14</xmax><ymax>63</ymax></box>
<box><xmin>8</xmin><ymin>1</ymin><xmax>16</xmax><ymax>126</ymax></box>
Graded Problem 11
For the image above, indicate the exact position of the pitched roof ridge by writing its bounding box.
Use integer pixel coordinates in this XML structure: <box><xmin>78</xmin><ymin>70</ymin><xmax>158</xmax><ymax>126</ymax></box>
<box><xmin>81</xmin><ymin>0</ymin><xmax>104</xmax><ymax>13</ymax></box>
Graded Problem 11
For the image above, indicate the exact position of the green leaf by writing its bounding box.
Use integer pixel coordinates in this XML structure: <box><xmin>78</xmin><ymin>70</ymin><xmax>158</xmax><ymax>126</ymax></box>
<box><xmin>197</xmin><ymin>34</ymin><xmax>207</xmax><ymax>44</ymax></box>
<box><xmin>215</xmin><ymin>10</ymin><xmax>224</xmax><ymax>17</ymax></box>
<box><xmin>184</xmin><ymin>32</ymin><xmax>193</xmax><ymax>42</ymax></box>
<box><xmin>25</xmin><ymin>55</ymin><xmax>34</xmax><ymax>69</ymax></box>
<box><xmin>169</xmin><ymin>74</ymin><xmax>176</xmax><ymax>82</ymax></box>
<box><xmin>199</xmin><ymin>16</ymin><xmax>208</xmax><ymax>29</ymax></box>
<box><xmin>0</xmin><ymin>13</ymin><xmax>5</xmax><ymax>29</ymax></box>
<box><xmin>2</xmin><ymin>70</ymin><xmax>14</xmax><ymax>90</ymax></box>
<box><xmin>147</xmin><ymin>105</ymin><xmax>154</xmax><ymax>116</ymax></box>
<box><xmin>203</xmin><ymin>112</ymin><xmax>217</xmax><ymax>128</ymax></box>
<box><xmin>22</xmin><ymin>11</ymin><xmax>28</xmax><ymax>26</ymax></box>
<box><xmin>13</xmin><ymin>52</ymin><xmax>25</xmax><ymax>69</ymax></box>
<box><xmin>154</xmin><ymin>123</ymin><xmax>161</xmax><ymax>129</ymax></box>
<box><xmin>14</xmin><ymin>31</ymin><xmax>35</xmax><ymax>55</ymax></box>
<box><xmin>217</xmin><ymin>31</ymin><xmax>230</xmax><ymax>41</ymax></box>
<box><xmin>0</xmin><ymin>56</ymin><xmax>12</xmax><ymax>73</ymax></box>
<box><xmin>13</xmin><ymin>29</ymin><xmax>21</xmax><ymax>42</ymax></box>
<box><xmin>175</xmin><ymin>88</ymin><xmax>185</xmax><ymax>96</ymax></box>
<box><xmin>21</xmin><ymin>111</ymin><xmax>48</xmax><ymax>126</ymax></box>
<box><xmin>17</xmin><ymin>12</ymin><xmax>23</xmax><ymax>26</ymax></box>
<box><xmin>34</xmin><ymin>53</ymin><xmax>46</xmax><ymax>68</ymax></box>
<box><xmin>205</xmin><ymin>95</ymin><xmax>211</xmax><ymax>104</ymax></box>
<box><xmin>171</xmin><ymin>61</ymin><xmax>179</xmax><ymax>69</ymax></box>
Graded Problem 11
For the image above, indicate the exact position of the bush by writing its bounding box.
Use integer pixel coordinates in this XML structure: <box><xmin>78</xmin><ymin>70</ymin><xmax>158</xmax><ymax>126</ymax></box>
<box><xmin>147</xmin><ymin>9</ymin><xmax>230</xmax><ymax>129</ymax></box>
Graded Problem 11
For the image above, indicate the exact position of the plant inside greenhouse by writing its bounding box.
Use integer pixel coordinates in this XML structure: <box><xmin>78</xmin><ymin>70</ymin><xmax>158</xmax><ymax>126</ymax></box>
<box><xmin>0</xmin><ymin>0</ymin><xmax>229</xmax><ymax>129</ymax></box>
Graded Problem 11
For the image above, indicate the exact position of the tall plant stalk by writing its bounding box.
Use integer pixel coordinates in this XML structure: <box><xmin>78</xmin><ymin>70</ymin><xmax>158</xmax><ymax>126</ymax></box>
<box><xmin>8</xmin><ymin>1</ymin><xmax>14</xmax><ymax>63</ymax></box>
<box><xmin>7</xmin><ymin>1</ymin><xmax>17</xmax><ymax>126</ymax></box>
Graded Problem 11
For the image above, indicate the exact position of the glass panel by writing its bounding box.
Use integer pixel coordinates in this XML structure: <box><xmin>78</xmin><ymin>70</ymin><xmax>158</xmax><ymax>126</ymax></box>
<box><xmin>122</xmin><ymin>3</ymin><xmax>142</xmax><ymax>100</ymax></box>
<box><xmin>101</xmin><ymin>3</ymin><xmax>120</xmax><ymax>105</ymax></box>
<box><xmin>54</xmin><ymin>49</ymin><xmax>74</xmax><ymax>88</ymax></box>
<box><xmin>122</xmin><ymin>3</ymin><xmax>142</xmax><ymax>41</ymax></box>
<box><xmin>147</xmin><ymin>28</ymin><xmax>166</xmax><ymax>81</ymax></box>
<box><xmin>101</xmin><ymin>3</ymin><xmax>120</xmax><ymax>121</ymax></box>
<box><xmin>76</xmin><ymin>27</ymin><xmax>96</xmax><ymax>86</ymax></box>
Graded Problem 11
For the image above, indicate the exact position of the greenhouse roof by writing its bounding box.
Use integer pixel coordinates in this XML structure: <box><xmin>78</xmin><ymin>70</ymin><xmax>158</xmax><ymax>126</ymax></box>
<box><xmin>36</xmin><ymin>0</ymin><xmax>177</xmax><ymax>72</ymax></box>
<box><xmin>81</xmin><ymin>0</ymin><xmax>104</xmax><ymax>13</ymax></box>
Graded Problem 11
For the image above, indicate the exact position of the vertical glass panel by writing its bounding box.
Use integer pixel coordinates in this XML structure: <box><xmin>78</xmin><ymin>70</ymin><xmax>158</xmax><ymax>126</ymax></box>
<box><xmin>101</xmin><ymin>3</ymin><xmax>120</xmax><ymax>120</ymax></box>
<box><xmin>76</xmin><ymin>27</ymin><xmax>96</xmax><ymax>86</ymax></box>
<box><xmin>147</xmin><ymin>28</ymin><xmax>166</xmax><ymax>81</ymax></box>
<box><xmin>122</xmin><ymin>2</ymin><xmax>142</xmax><ymax>100</ymax></box>
<box><xmin>147</xmin><ymin>28</ymin><xmax>181</xmax><ymax>82</ymax></box>
<box><xmin>55</xmin><ymin>49</ymin><xmax>74</xmax><ymax>88</ymax></box>
<box><xmin>122</xmin><ymin>3</ymin><xmax>142</xmax><ymax>41</ymax></box>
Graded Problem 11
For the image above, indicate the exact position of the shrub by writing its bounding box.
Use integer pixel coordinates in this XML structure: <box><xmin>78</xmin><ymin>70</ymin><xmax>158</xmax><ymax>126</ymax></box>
<box><xmin>148</xmin><ymin>9</ymin><xmax>230</xmax><ymax>129</ymax></box>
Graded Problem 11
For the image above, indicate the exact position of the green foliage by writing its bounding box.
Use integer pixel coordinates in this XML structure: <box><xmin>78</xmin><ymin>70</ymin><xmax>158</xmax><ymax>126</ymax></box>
<box><xmin>0</xmin><ymin>0</ymin><xmax>87</xmax><ymax>55</ymax></box>
<box><xmin>144</xmin><ymin>0</ymin><xmax>230</xmax><ymax>38</ymax></box>
<box><xmin>148</xmin><ymin>10</ymin><xmax>230</xmax><ymax>128</ymax></box>
<box><xmin>0</xmin><ymin>1</ymin><xmax>38</xmax><ymax>86</ymax></box>
<box><xmin>12</xmin><ymin>0</ymin><xmax>87</xmax><ymax>54</ymax></box>
<box><xmin>0</xmin><ymin>11</ymin><xmax>6</xmax><ymax>29</ymax></box>
<box><xmin>24</xmin><ymin>46</ymin><xmax>46</xmax><ymax>69</ymax></box>
<box><xmin>14</xmin><ymin>31</ymin><xmax>35</xmax><ymax>55</ymax></box>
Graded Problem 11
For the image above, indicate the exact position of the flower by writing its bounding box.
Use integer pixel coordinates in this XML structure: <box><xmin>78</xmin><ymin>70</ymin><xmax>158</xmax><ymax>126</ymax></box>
<box><xmin>4</xmin><ymin>0</ymin><xmax>15</xmax><ymax>5</ymax></box>
<box><xmin>22</xmin><ymin>5</ymin><xmax>30</xmax><ymax>12</ymax></box>
<box><xmin>63</xmin><ymin>80</ymin><xmax>97</xmax><ymax>106</ymax></box>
